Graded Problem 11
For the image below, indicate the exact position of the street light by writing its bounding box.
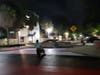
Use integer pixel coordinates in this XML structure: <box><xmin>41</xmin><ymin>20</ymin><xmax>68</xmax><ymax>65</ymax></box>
<box><xmin>46</xmin><ymin>27</ymin><xmax>53</xmax><ymax>38</ymax></box>
<box><xmin>46</xmin><ymin>28</ymin><xmax>53</xmax><ymax>34</ymax></box>
<box><xmin>25</xmin><ymin>15</ymin><xmax>30</xmax><ymax>20</ymax></box>
<box><xmin>25</xmin><ymin>25</ymin><xmax>29</xmax><ymax>29</ymax></box>
<box><xmin>26</xmin><ymin>15</ymin><xmax>30</xmax><ymax>19</ymax></box>
<box><xmin>64</xmin><ymin>32</ymin><xmax>69</xmax><ymax>40</ymax></box>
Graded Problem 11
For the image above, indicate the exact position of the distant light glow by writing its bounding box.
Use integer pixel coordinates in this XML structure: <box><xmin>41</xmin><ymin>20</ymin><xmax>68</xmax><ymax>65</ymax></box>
<box><xmin>46</xmin><ymin>27</ymin><xmax>53</xmax><ymax>39</ymax></box>
<box><xmin>25</xmin><ymin>25</ymin><xmax>29</xmax><ymax>29</ymax></box>
<box><xmin>95</xmin><ymin>29</ymin><xmax>99</xmax><ymax>32</ymax></box>
<box><xmin>26</xmin><ymin>15</ymin><xmax>30</xmax><ymax>19</ymax></box>
<box><xmin>72</xmin><ymin>33</ymin><xmax>77</xmax><ymax>40</ymax></box>
<box><xmin>79</xmin><ymin>34</ymin><xmax>83</xmax><ymax>37</ymax></box>
<box><xmin>64</xmin><ymin>32</ymin><xmax>69</xmax><ymax>40</ymax></box>
<box><xmin>28</xmin><ymin>36</ymin><xmax>32</xmax><ymax>41</ymax></box>
<box><xmin>18</xmin><ymin>31</ymin><xmax>21</xmax><ymax>36</ymax></box>
<box><xmin>46</xmin><ymin>28</ymin><xmax>53</xmax><ymax>34</ymax></box>
<box><xmin>9</xmin><ymin>31</ymin><xmax>14</xmax><ymax>34</ymax></box>
<box><xmin>59</xmin><ymin>35</ymin><xmax>62</xmax><ymax>41</ymax></box>
<box><xmin>86</xmin><ymin>37</ymin><xmax>89</xmax><ymax>39</ymax></box>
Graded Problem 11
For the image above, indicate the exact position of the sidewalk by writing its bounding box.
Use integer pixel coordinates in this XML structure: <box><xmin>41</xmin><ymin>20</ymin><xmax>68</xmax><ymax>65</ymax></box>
<box><xmin>0</xmin><ymin>45</ymin><xmax>33</xmax><ymax>51</ymax></box>
<box><xmin>71</xmin><ymin>45</ymin><xmax>100</xmax><ymax>58</ymax></box>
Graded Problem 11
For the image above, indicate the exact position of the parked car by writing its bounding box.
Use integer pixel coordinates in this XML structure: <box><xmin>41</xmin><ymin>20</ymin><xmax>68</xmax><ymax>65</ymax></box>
<box><xmin>86</xmin><ymin>36</ymin><xmax>100</xmax><ymax>43</ymax></box>
<box><xmin>41</xmin><ymin>39</ymin><xmax>58</xmax><ymax>48</ymax></box>
<box><xmin>41</xmin><ymin>39</ymin><xmax>73</xmax><ymax>48</ymax></box>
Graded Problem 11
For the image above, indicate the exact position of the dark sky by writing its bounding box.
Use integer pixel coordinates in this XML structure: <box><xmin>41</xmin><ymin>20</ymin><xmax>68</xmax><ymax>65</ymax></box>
<box><xmin>26</xmin><ymin>0</ymin><xmax>86</xmax><ymax>26</ymax></box>
<box><xmin>27</xmin><ymin>0</ymin><xmax>100</xmax><ymax>26</ymax></box>
<box><xmin>1</xmin><ymin>0</ymin><xmax>100</xmax><ymax>27</ymax></box>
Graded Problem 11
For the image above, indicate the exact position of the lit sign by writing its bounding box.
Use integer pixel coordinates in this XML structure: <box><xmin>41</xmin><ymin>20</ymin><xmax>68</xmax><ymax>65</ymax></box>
<box><xmin>70</xmin><ymin>25</ymin><xmax>77</xmax><ymax>32</ymax></box>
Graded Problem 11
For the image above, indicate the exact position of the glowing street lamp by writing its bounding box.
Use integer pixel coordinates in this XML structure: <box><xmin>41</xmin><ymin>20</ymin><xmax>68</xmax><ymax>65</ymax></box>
<box><xmin>79</xmin><ymin>34</ymin><xmax>83</xmax><ymax>37</ymax></box>
<box><xmin>46</xmin><ymin>28</ymin><xmax>53</xmax><ymax>34</ymax></box>
<box><xmin>64</xmin><ymin>32</ymin><xmax>69</xmax><ymax>40</ymax></box>
<box><xmin>46</xmin><ymin>27</ymin><xmax>53</xmax><ymax>38</ymax></box>
<box><xmin>25</xmin><ymin>15</ymin><xmax>30</xmax><ymax>19</ymax></box>
<box><xmin>59</xmin><ymin>35</ymin><xmax>62</xmax><ymax>41</ymax></box>
<box><xmin>25</xmin><ymin>25</ymin><xmax>29</xmax><ymax>29</ymax></box>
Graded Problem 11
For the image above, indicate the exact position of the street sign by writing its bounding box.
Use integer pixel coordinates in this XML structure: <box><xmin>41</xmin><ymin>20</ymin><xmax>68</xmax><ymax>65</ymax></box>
<box><xmin>70</xmin><ymin>25</ymin><xmax>77</xmax><ymax>32</ymax></box>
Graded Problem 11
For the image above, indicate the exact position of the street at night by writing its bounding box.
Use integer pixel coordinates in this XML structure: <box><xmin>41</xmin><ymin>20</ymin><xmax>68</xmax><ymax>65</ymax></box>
<box><xmin>0</xmin><ymin>46</ymin><xmax>100</xmax><ymax>75</ymax></box>
<box><xmin>0</xmin><ymin>0</ymin><xmax>100</xmax><ymax>75</ymax></box>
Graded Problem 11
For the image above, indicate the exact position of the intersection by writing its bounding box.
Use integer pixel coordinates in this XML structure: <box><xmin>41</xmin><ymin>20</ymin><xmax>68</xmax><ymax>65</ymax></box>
<box><xmin>0</xmin><ymin>45</ymin><xmax>100</xmax><ymax>75</ymax></box>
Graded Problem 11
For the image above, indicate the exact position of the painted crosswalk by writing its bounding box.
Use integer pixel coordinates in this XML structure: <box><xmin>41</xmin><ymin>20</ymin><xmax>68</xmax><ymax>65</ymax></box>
<box><xmin>0</xmin><ymin>48</ymin><xmax>86</xmax><ymax>56</ymax></box>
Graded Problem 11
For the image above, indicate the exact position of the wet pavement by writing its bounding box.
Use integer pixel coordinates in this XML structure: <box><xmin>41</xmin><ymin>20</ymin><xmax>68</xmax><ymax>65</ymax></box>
<box><xmin>0</xmin><ymin>52</ymin><xmax>100</xmax><ymax>75</ymax></box>
<box><xmin>0</xmin><ymin>44</ymin><xmax>100</xmax><ymax>57</ymax></box>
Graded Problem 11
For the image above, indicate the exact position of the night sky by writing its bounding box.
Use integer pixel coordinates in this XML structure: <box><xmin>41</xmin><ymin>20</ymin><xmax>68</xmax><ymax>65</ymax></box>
<box><xmin>1</xmin><ymin>0</ymin><xmax>100</xmax><ymax>27</ymax></box>
<box><xmin>25</xmin><ymin>0</ymin><xmax>100</xmax><ymax>27</ymax></box>
<box><xmin>28</xmin><ymin>0</ymin><xmax>86</xmax><ymax>26</ymax></box>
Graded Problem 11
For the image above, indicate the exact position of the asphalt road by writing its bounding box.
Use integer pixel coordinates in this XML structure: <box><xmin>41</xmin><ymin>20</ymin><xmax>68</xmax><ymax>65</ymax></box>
<box><xmin>0</xmin><ymin>48</ymin><xmax>100</xmax><ymax>75</ymax></box>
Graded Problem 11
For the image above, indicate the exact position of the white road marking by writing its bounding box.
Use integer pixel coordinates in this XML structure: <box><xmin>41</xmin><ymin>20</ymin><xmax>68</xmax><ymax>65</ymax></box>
<box><xmin>0</xmin><ymin>48</ymin><xmax>86</xmax><ymax>56</ymax></box>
